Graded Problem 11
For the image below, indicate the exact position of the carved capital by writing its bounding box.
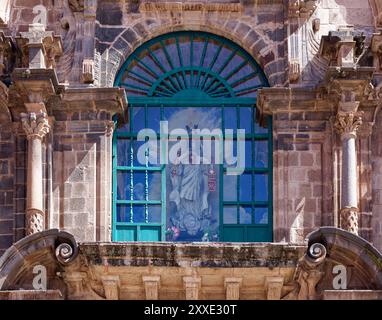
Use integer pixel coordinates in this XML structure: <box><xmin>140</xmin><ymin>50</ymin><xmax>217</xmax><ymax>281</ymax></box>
<box><xmin>21</xmin><ymin>112</ymin><xmax>50</xmax><ymax>140</ymax></box>
<box><xmin>340</xmin><ymin>207</ymin><xmax>359</xmax><ymax>235</ymax></box>
<box><xmin>26</xmin><ymin>208</ymin><xmax>44</xmax><ymax>235</ymax></box>
<box><xmin>334</xmin><ymin>112</ymin><xmax>363</xmax><ymax>139</ymax></box>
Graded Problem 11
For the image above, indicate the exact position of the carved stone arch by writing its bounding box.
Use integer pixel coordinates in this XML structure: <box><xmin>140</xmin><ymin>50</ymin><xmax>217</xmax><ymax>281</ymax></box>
<box><xmin>106</xmin><ymin>21</ymin><xmax>281</xmax><ymax>88</ymax></box>
<box><xmin>0</xmin><ymin>229</ymin><xmax>78</xmax><ymax>293</ymax></box>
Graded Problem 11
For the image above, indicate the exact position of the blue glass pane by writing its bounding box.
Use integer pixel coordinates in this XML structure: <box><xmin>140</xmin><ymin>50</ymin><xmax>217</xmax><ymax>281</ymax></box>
<box><xmin>254</xmin><ymin>140</ymin><xmax>268</xmax><ymax>168</ymax></box>
<box><xmin>239</xmin><ymin>206</ymin><xmax>252</xmax><ymax>224</ymax></box>
<box><xmin>254</xmin><ymin>173</ymin><xmax>268</xmax><ymax>202</ymax></box>
<box><xmin>117</xmin><ymin>205</ymin><xmax>131</xmax><ymax>222</ymax></box>
<box><xmin>245</xmin><ymin>140</ymin><xmax>252</xmax><ymax>167</ymax></box>
<box><xmin>239</xmin><ymin>107</ymin><xmax>252</xmax><ymax>133</ymax></box>
<box><xmin>147</xmin><ymin>106</ymin><xmax>161</xmax><ymax>132</ymax></box>
<box><xmin>133</xmin><ymin>172</ymin><xmax>146</xmax><ymax>200</ymax></box>
<box><xmin>117</xmin><ymin>139</ymin><xmax>131</xmax><ymax>167</ymax></box>
<box><xmin>132</xmin><ymin>205</ymin><xmax>145</xmax><ymax>223</ymax></box>
<box><xmin>148</xmin><ymin>171</ymin><xmax>161</xmax><ymax>201</ymax></box>
<box><xmin>132</xmin><ymin>106</ymin><xmax>145</xmax><ymax>133</ymax></box>
<box><xmin>117</xmin><ymin>172</ymin><xmax>131</xmax><ymax>200</ymax></box>
<box><xmin>240</xmin><ymin>173</ymin><xmax>252</xmax><ymax>201</ymax></box>
<box><xmin>224</xmin><ymin>107</ymin><xmax>237</xmax><ymax>131</ymax></box>
<box><xmin>254</xmin><ymin>207</ymin><xmax>268</xmax><ymax>224</ymax></box>
<box><xmin>149</xmin><ymin>205</ymin><xmax>161</xmax><ymax>223</ymax></box>
<box><xmin>223</xmin><ymin>206</ymin><xmax>237</xmax><ymax>224</ymax></box>
<box><xmin>223</xmin><ymin>174</ymin><xmax>237</xmax><ymax>201</ymax></box>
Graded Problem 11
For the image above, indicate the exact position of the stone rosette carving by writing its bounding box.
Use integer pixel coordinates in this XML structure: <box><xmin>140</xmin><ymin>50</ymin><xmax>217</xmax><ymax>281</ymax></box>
<box><xmin>334</xmin><ymin>112</ymin><xmax>362</xmax><ymax>139</ymax></box>
<box><xmin>283</xmin><ymin>242</ymin><xmax>327</xmax><ymax>300</ymax></box>
<box><xmin>20</xmin><ymin>112</ymin><xmax>50</xmax><ymax>140</ymax></box>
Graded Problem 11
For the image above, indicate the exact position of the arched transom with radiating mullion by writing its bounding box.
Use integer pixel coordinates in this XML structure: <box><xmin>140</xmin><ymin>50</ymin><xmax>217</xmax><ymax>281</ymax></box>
<box><xmin>116</xmin><ymin>31</ymin><xmax>267</xmax><ymax>99</ymax></box>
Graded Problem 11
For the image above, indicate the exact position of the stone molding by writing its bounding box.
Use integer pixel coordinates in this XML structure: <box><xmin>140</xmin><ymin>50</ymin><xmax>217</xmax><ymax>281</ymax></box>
<box><xmin>288</xmin><ymin>0</ymin><xmax>318</xmax><ymax>19</ymax></box>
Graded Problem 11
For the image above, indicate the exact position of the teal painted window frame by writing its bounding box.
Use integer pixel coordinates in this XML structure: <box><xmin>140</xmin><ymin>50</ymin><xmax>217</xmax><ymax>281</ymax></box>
<box><xmin>112</xmin><ymin>31</ymin><xmax>273</xmax><ymax>242</ymax></box>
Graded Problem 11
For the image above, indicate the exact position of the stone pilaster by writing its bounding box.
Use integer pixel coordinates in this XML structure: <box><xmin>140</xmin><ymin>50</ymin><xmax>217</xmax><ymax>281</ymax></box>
<box><xmin>20</xmin><ymin>109</ymin><xmax>50</xmax><ymax>235</ymax></box>
<box><xmin>142</xmin><ymin>276</ymin><xmax>160</xmax><ymax>300</ymax></box>
<box><xmin>265</xmin><ymin>276</ymin><xmax>284</xmax><ymax>300</ymax></box>
<box><xmin>224</xmin><ymin>277</ymin><xmax>242</xmax><ymax>300</ymax></box>
<box><xmin>101</xmin><ymin>275</ymin><xmax>120</xmax><ymax>300</ymax></box>
<box><xmin>183</xmin><ymin>277</ymin><xmax>201</xmax><ymax>300</ymax></box>
<box><xmin>335</xmin><ymin>111</ymin><xmax>362</xmax><ymax>235</ymax></box>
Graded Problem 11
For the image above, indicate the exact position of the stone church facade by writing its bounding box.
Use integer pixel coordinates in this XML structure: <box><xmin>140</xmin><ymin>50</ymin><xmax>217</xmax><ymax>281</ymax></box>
<box><xmin>0</xmin><ymin>0</ymin><xmax>382</xmax><ymax>300</ymax></box>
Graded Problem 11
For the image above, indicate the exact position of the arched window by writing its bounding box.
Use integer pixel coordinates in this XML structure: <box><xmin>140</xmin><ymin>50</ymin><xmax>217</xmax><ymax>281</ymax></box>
<box><xmin>113</xmin><ymin>31</ymin><xmax>272</xmax><ymax>242</ymax></box>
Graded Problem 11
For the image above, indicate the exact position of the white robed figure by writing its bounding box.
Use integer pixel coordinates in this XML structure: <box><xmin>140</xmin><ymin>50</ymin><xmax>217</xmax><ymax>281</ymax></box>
<box><xmin>169</xmin><ymin>151</ymin><xmax>212</xmax><ymax>237</ymax></box>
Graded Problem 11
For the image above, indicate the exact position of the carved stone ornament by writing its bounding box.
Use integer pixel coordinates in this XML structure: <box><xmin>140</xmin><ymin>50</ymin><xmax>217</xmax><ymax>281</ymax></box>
<box><xmin>340</xmin><ymin>208</ymin><xmax>359</xmax><ymax>235</ymax></box>
<box><xmin>288</xmin><ymin>0</ymin><xmax>318</xmax><ymax>19</ymax></box>
<box><xmin>20</xmin><ymin>112</ymin><xmax>50</xmax><ymax>140</ymax></box>
<box><xmin>283</xmin><ymin>243</ymin><xmax>327</xmax><ymax>300</ymax></box>
<box><xmin>334</xmin><ymin>112</ymin><xmax>363</xmax><ymax>139</ymax></box>
<box><xmin>69</xmin><ymin>0</ymin><xmax>84</xmax><ymax>12</ymax></box>
<box><xmin>26</xmin><ymin>208</ymin><xmax>44</xmax><ymax>235</ymax></box>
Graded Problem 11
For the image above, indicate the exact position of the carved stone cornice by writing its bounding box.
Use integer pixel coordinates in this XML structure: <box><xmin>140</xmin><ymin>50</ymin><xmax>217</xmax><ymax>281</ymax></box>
<box><xmin>288</xmin><ymin>0</ymin><xmax>317</xmax><ymax>19</ymax></box>
<box><xmin>139</xmin><ymin>2</ymin><xmax>243</xmax><ymax>13</ymax></box>
<box><xmin>324</xmin><ymin>67</ymin><xmax>375</xmax><ymax>104</ymax></box>
<box><xmin>20</xmin><ymin>111</ymin><xmax>50</xmax><ymax>140</ymax></box>
<box><xmin>334</xmin><ymin>112</ymin><xmax>363</xmax><ymax>139</ymax></box>
<box><xmin>319</xmin><ymin>29</ymin><xmax>366</xmax><ymax>67</ymax></box>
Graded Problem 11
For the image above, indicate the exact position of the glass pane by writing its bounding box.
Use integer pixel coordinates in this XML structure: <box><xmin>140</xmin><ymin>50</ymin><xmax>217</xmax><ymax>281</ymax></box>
<box><xmin>224</xmin><ymin>107</ymin><xmax>237</xmax><ymax>131</ymax></box>
<box><xmin>147</xmin><ymin>106</ymin><xmax>161</xmax><ymax>132</ymax></box>
<box><xmin>132</xmin><ymin>106</ymin><xmax>145</xmax><ymax>133</ymax></box>
<box><xmin>240</xmin><ymin>173</ymin><xmax>252</xmax><ymax>201</ymax></box>
<box><xmin>133</xmin><ymin>172</ymin><xmax>146</xmax><ymax>200</ymax></box>
<box><xmin>239</xmin><ymin>205</ymin><xmax>252</xmax><ymax>224</ymax></box>
<box><xmin>132</xmin><ymin>204</ymin><xmax>145</xmax><ymax>223</ymax></box>
<box><xmin>239</xmin><ymin>107</ymin><xmax>252</xmax><ymax>133</ymax></box>
<box><xmin>148</xmin><ymin>171</ymin><xmax>161</xmax><ymax>201</ymax></box>
<box><xmin>117</xmin><ymin>204</ymin><xmax>132</xmax><ymax>222</ymax></box>
<box><xmin>254</xmin><ymin>207</ymin><xmax>268</xmax><ymax>224</ymax></box>
<box><xmin>254</xmin><ymin>173</ymin><xmax>268</xmax><ymax>202</ymax></box>
<box><xmin>223</xmin><ymin>206</ymin><xmax>237</xmax><ymax>224</ymax></box>
<box><xmin>223</xmin><ymin>174</ymin><xmax>237</xmax><ymax>201</ymax></box>
<box><xmin>133</xmin><ymin>140</ymin><xmax>158</xmax><ymax>167</ymax></box>
<box><xmin>245</xmin><ymin>140</ymin><xmax>252</xmax><ymax>168</ymax></box>
<box><xmin>148</xmin><ymin>205</ymin><xmax>161</xmax><ymax>223</ymax></box>
<box><xmin>254</xmin><ymin>140</ymin><xmax>268</xmax><ymax>168</ymax></box>
<box><xmin>117</xmin><ymin>172</ymin><xmax>131</xmax><ymax>200</ymax></box>
<box><xmin>117</xmin><ymin>139</ymin><xmax>131</xmax><ymax>167</ymax></box>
